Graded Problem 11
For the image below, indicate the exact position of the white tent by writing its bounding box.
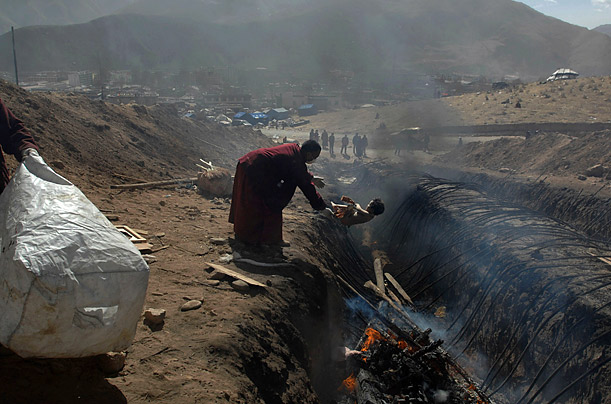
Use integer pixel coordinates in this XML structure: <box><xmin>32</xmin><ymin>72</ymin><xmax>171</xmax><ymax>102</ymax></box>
<box><xmin>546</xmin><ymin>68</ymin><xmax>579</xmax><ymax>82</ymax></box>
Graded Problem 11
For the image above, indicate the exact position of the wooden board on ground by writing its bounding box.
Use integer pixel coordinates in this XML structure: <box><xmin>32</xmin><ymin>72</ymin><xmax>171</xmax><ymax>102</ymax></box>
<box><xmin>205</xmin><ymin>262</ymin><xmax>267</xmax><ymax>288</ymax></box>
<box><xmin>115</xmin><ymin>225</ymin><xmax>148</xmax><ymax>243</ymax></box>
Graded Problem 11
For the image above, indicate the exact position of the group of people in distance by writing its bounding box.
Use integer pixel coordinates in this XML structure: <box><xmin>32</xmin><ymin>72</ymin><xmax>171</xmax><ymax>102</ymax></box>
<box><xmin>309</xmin><ymin>129</ymin><xmax>369</xmax><ymax>159</ymax></box>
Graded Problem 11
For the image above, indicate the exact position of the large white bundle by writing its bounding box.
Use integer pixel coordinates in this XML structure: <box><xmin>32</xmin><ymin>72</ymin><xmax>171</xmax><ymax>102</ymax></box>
<box><xmin>0</xmin><ymin>154</ymin><xmax>149</xmax><ymax>358</ymax></box>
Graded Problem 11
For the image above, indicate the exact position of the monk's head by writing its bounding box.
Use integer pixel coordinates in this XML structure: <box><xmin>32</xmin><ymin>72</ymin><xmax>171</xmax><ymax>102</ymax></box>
<box><xmin>366</xmin><ymin>198</ymin><xmax>385</xmax><ymax>215</ymax></box>
<box><xmin>301</xmin><ymin>140</ymin><xmax>321</xmax><ymax>164</ymax></box>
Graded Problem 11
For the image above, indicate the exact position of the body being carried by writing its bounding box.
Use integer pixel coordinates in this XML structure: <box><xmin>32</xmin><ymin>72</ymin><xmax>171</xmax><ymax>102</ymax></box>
<box><xmin>330</xmin><ymin>196</ymin><xmax>384</xmax><ymax>226</ymax></box>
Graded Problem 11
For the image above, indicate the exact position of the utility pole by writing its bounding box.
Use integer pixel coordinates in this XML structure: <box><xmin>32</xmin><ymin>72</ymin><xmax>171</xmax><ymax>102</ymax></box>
<box><xmin>11</xmin><ymin>26</ymin><xmax>19</xmax><ymax>85</ymax></box>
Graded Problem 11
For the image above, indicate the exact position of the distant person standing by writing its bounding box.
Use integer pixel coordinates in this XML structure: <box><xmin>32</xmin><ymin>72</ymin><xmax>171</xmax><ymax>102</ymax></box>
<box><xmin>328</xmin><ymin>132</ymin><xmax>335</xmax><ymax>155</ymax></box>
<box><xmin>361</xmin><ymin>135</ymin><xmax>369</xmax><ymax>157</ymax></box>
<box><xmin>341</xmin><ymin>134</ymin><xmax>349</xmax><ymax>155</ymax></box>
<box><xmin>352</xmin><ymin>133</ymin><xmax>360</xmax><ymax>156</ymax></box>
<box><xmin>309</xmin><ymin>129</ymin><xmax>315</xmax><ymax>141</ymax></box>
<box><xmin>321</xmin><ymin>130</ymin><xmax>328</xmax><ymax>150</ymax></box>
<box><xmin>393</xmin><ymin>136</ymin><xmax>402</xmax><ymax>156</ymax></box>
<box><xmin>314</xmin><ymin>130</ymin><xmax>320</xmax><ymax>144</ymax></box>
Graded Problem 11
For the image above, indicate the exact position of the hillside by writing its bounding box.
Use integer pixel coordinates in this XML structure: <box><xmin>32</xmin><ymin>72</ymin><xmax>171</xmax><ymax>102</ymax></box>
<box><xmin>594</xmin><ymin>24</ymin><xmax>611</xmax><ymax>36</ymax></box>
<box><xmin>301</xmin><ymin>76</ymin><xmax>611</xmax><ymax>135</ymax></box>
<box><xmin>0</xmin><ymin>75</ymin><xmax>609</xmax><ymax>403</ymax></box>
<box><xmin>0</xmin><ymin>0</ymin><xmax>134</xmax><ymax>35</ymax></box>
<box><xmin>2</xmin><ymin>0</ymin><xmax>610</xmax><ymax>80</ymax></box>
<box><xmin>0</xmin><ymin>79</ymin><xmax>273</xmax><ymax>193</ymax></box>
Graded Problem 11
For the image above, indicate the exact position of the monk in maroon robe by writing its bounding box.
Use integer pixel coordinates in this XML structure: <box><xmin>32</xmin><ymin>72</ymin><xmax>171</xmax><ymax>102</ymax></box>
<box><xmin>229</xmin><ymin>140</ymin><xmax>327</xmax><ymax>245</ymax></box>
<box><xmin>0</xmin><ymin>98</ymin><xmax>39</xmax><ymax>194</ymax></box>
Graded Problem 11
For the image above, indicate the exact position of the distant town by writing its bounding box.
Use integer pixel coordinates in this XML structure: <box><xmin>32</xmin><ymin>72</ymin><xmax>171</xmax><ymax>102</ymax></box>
<box><xmin>0</xmin><ymin>67</ymin><xmax>525</xmax><ymax>126</ymax></box>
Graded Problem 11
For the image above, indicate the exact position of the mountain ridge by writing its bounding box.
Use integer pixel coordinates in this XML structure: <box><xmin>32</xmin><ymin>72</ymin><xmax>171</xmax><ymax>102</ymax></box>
<box><xmin>1</xmin><ymin>0</ymin><xmax>610</xmax><ymax>82</ymax></box>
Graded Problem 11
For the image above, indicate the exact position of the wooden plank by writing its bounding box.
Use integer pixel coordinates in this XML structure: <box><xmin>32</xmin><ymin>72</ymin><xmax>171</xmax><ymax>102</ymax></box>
<box><xmin>115</xmin><ymin>225</ymin><xmax>147</xmax><ymax>243</ymax></box>
<box><xmin>136</xmin><ymin>243</ymin><xmax>153</xmax><ymax>253</ymax></box>
<box><xmin>373</xmin><ymin>258</ymin><xmax>385</xmax><ymax>295</ymax></box>
<box><xmin>588</xmin><ymin>252</ymin><xmax>611</xmax><ymax>267</ymax></box>
<box><xmin>205</xmin><ymin>262</ymin><xmax>266</xmax><ymax>288</ymax></box>
<box><xmin>363</xmin><ymin>281</ymin><xmax>419</xmax><ymax>330</ymax></box>
<box><xmin>384</xmin><ymin>273</ymin><xmax>414</xmax><ymax>306</ymax></box>
<box><xmin>386</xmin><ymin>289</ymin><xmax>402</xmax><ymax>306</ymax></box>
<box><xmin>110</xmin><ymin>177</ymin><xmax>198</xmax><ymax>190</ymax></box>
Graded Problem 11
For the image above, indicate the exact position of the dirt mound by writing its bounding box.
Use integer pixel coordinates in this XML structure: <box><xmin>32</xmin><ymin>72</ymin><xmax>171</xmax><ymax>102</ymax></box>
<box><xmin>0</xmin><ymin>79</ymin><xmax>274</xmax><ymax>192</ymax></box>
<box><xmin>436</xmin><ymin>130</ymin><xmax>611</xmax><ymax>180</ymax></box>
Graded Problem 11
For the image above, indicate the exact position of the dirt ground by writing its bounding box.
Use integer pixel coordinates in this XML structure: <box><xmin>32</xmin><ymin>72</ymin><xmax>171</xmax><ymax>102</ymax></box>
<box><xmin>0</xmin><ymin>76</ymin><xmax>609</xmax><ymax>403</ymax></box>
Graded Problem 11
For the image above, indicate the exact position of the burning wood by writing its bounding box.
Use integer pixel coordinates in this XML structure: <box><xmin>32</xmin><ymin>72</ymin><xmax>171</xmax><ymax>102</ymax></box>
<box><xmin>338</xmin><ymin>324</ymin><xmax>491</xmax><ymax>404</ymax></box>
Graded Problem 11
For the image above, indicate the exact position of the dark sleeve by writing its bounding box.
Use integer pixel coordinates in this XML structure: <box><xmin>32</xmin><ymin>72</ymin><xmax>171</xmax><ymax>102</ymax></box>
<box><xmin>294</xmin><ymin>165</ymin><xmax>326</xmax><ymax>210</ymax></box>
<box><xmin>0</xmin><ymin>98</ymin><xmax>39</xmax><ymax>162</ymax></box>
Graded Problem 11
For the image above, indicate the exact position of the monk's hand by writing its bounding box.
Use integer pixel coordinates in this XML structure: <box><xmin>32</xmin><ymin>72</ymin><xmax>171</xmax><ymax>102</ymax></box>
<box><xmin>312</xmin><ymin>176</ymin><xmax>325</xmax><ymax>188</ymax></box>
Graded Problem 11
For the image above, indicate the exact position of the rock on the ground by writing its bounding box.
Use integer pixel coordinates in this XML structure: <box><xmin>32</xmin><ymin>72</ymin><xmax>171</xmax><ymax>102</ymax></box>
<box><xmin>97</xmin><ymin>351</ymin><xmax>127</xmax><ymax>374</ymax></box>
<box><xmin>210</xmin><ymin>237</ymin><xmax>227</xmax><ymax>245</ymax></box>
<box><xmin>144</xmin><ymin>308</ymin><xmax>166</xmax><ymax>324</ymax></box>
<box><xmin>181</xmin><ymin>300</ymin><xmax>202</xmax><ymax>311</ymax></box>
<box><xmin>585</xmin><ymin>164</ymin><xmax>606</xmax><ymax>177</ymax></box>
<box><xmin>209</xmin><ymin>270</ymin><xmax>226</xmax><ymax>280</ymax></box>
<box><xmin>231</xmin><ymin>280</ymin><xmax>250</xmax><ymax>292</ymax></box>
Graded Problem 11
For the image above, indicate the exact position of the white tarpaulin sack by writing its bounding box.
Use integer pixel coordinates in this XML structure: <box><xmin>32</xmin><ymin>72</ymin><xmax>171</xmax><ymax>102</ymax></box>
<box><xmin>0</xmin><ymin>154</ymin><xmax>149</xmax><ymax>358</ymax></box>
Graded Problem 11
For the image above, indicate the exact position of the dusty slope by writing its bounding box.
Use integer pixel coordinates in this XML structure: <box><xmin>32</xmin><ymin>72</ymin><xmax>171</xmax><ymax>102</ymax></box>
<box><xmin>0</xmin><ymin>80</ymin><xmax>274</xmax><ymax>192</ymax></box>
<box><xmin>1</xmin><ymin>80</ymin><xmax>340</xmax><ymax>404</ymax></box>
<box><xmin>303</xmin><ymin>76</ymin><xmax>611</xmax><ymax>135</ymax></box>
<box><xmin>0</xmin><ymin>76</ymin><xmax>609</xmax><ymax>403</ymax></box>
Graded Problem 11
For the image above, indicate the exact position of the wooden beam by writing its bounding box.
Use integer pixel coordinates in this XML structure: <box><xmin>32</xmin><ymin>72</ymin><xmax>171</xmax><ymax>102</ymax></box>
<box><xmin>110</xmin><ymin>177</ymin><xmax>197</xmax><ymax>190</ymax></box>
<box><xmin>384</xmin><ymin>272</ymin><xmax>414</xmax><ymax>306</ymax></box>
<box><xmin>373</xmin><ymin>258</ymin><xmax>385</xmax><ymax>295</ymax></box>
<box><xmin>205</xmin><ymin>262</ymin><xmax>266</xmax><ymax>288</ymax></box>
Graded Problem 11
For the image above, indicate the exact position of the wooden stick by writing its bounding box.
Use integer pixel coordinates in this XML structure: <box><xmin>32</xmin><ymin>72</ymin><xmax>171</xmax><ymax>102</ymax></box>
<box><xmin>205</xmin><ymin>262</ymin><xmax>266</xmax><ymax>288</ymax></box>
<box><xmin>384</xmin><ymin>272</ymin><xmax>414</xmax><ymax>306</ymax></box>
<box><xmin>364</xmin><ymin>281</ymin><xmax>420</xmax><ymax>330</ymax></box>
<box><xmin>373</xmin><ymin>258</ymin><xmax>385</xmax><ymax>295</ymax></box>
<box><xmin>110</xmin><ymin>177</ymin><xmax>197</xmax><ymax>190</ymax></box>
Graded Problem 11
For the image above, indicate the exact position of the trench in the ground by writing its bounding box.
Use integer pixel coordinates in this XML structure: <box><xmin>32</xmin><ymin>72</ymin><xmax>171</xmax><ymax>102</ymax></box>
<box><xmin>298</xmin><ymin>164</ymin><xmax>611</xmax><ymax>404</ymax></box>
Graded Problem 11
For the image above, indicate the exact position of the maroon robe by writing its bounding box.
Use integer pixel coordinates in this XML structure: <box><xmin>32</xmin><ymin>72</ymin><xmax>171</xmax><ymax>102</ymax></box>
<box><xmin>229</xmin><ymin>143</ymin><xmax>326</xmax><ymax>244</ymax></box>
<box><xmin>0</xmin><ymin>98</ymin><xmax>39</xmax><ymax>194</ymax></box>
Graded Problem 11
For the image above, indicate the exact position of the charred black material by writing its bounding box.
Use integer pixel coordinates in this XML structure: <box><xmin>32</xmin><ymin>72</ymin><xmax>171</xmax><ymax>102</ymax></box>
<box><xmin>376</xmin><ymin>176</ymin><xmax>611</xmax><ymax>403</ymax></box>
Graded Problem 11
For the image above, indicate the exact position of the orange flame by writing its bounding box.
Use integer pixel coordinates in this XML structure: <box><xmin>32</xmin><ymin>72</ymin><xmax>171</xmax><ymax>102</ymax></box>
<box><xmin>339</xmin><ymin>373</ymin><xmax>357</xmax><ymax>393</ymax></box>
<box><xmin>388</xmin><ymin>330</ymin><xmax>410</xmax><ymax>350</ymax></box>
<box><xmin>361</xmin><ymin>328</ymin><xmax>385</xmax><ymax>352</ymax></box>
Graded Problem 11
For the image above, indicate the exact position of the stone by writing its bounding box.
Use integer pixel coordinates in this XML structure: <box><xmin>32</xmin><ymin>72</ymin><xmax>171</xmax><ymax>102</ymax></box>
<box><xmin>210</xmin><ymin>237</ymin><xmax>227</xmax><ymax>245</ymax></box>
<box><xmin>181</xmin><ymin>300</ymin><xmax>202</xmax><ymax>311</ymax></box>
<box><xmin>97</xmin><ymin>351</ymin><xmax>127</xmax><ymax>374</ymax></box>
<box><xmin>203</xmin><ymin>279</ymin><xmax>220</xmax><ymax>287</ymax></box>
<box><xmin>49</xmin><ymin>160</ymin><xmax>65</xmax><ymax>169</ymax></box>
<box><xmin>585</xmin><ymin>164</ymin><xmax>605</xmax><ymax>177</ymax></box>
<box><xmin>577</xmin><ymin>174</ymin><xmax>587</xmax><ymax>181</ymax></box>
<box><xmin>231</xmin><ymin>280</ymin><xmax>250</xmax><ymax>292</ymax></box>
<box><xmin>209</xmin><ymin>270</ymin><xmax>226</xmax><ymax>280</ymax></box>
<box><xmin>144</xmin><ymin>308</ymin><xmax>166</xmax><ymax>325</ymax></box>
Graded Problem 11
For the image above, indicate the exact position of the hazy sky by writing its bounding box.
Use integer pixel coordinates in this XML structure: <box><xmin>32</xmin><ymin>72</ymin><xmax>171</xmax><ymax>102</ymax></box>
<box><xmin>519</xmin><ymin>0</ymin><xmax>611</xmax><ymax>28</ymax></box>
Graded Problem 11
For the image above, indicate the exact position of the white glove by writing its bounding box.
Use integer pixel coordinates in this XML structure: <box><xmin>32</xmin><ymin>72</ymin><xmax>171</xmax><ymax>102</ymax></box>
<box><xmin>312</xmin><ymin>176</ymin><xmax>326</xmax><ymax>188</ymax></box>
<box><xmin>21</xmin><ymin>148</ymin><xmax>39</xmax><ymax>159</ymax></box>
